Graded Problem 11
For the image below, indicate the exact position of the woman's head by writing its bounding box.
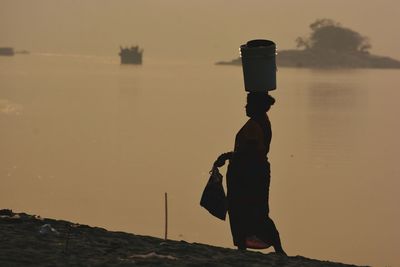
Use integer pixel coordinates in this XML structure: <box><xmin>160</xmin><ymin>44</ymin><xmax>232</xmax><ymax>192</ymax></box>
<box><xmin>245</xmin><ymin>92</ymin><xmax>275</xmax><ymax>118</ymax></box>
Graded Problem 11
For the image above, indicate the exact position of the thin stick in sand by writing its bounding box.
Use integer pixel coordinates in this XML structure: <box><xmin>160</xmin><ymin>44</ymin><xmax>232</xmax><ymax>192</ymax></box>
<box><xmin>165</xmin><ymin>192</ymin><xmax>168</xmax><ymax>240</ymax></box>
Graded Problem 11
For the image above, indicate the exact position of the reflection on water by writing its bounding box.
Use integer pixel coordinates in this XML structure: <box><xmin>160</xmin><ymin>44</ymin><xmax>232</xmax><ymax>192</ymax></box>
<box><xmin>1</xmin><ymin>55</ymin><xmax>400</xmax><ymax>267</ymax></box>
<box><xmin>306</xmin><ymin>81</ymin><xmax>367</xmax><ymax>164</ymax></box>
<box><xmin>307</xmin><ymin>81</ymin><xmax>362</xmax><ymax>109</ymax></box>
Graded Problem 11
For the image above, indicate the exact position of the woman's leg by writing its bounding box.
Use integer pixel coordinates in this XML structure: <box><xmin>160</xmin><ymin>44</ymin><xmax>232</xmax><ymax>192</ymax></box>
<box><xmin>228</xmin><ymin>203</ymin><xmax>248</xmax><ymax>250</ymax></box>
<box><xmin>265</xmin><ymin>217</ymin><xmax>286</xmax><ymax>255</ymax></box>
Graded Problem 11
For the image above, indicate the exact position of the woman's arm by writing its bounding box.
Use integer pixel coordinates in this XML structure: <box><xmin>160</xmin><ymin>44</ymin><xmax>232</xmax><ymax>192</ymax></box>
<box><xmin>213</xmin><ymin>152</ymin><xmax>234</xmax><ymax>168</ymax></box>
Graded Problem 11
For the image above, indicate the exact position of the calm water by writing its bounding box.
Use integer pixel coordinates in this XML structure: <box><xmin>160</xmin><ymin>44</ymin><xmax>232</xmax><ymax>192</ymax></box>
<box><xmin>1</xmin><ymin>54</ymin><xmax>399</xmax><ymax>267</ymax></box>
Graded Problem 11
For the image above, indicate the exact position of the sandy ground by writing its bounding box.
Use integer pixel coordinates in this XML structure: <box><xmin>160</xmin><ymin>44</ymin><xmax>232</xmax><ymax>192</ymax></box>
<box><xmin>0</xmin><ymin>210</ymin><xmax>369</xmax><ymax>267</ymax></box>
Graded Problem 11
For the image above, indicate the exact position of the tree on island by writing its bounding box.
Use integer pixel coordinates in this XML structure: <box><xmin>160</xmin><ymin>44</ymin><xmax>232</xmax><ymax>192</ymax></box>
<box><xmin>295</xmin><ymin>19</ymin><xmax>371</xmax><ymax>54</ymax></box>
<box><xmin>216</xmin><ymin>18</ymin><xmax>400</xmax><ymax>68</ymax></box>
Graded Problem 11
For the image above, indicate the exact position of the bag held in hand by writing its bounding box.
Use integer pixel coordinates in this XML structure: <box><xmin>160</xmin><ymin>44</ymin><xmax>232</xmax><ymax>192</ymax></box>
<box><xmin>200</xmin><ymin>167</ymin><xmax>227</xmax><ymax>221</ymax></box>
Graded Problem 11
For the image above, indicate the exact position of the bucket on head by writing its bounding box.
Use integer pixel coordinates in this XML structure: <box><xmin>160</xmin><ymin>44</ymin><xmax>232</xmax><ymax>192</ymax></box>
<box><xmin>240</xmin><ymin>39</ymin><xmax>277</xmax><ymax>92</ymax></box>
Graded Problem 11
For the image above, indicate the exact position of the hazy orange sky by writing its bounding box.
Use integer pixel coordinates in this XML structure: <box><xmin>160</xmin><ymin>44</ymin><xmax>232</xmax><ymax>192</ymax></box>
<box><xmin>1</xmin><ymin>0</ymin><xmax>400</xmax><ymax>62</ymax></box>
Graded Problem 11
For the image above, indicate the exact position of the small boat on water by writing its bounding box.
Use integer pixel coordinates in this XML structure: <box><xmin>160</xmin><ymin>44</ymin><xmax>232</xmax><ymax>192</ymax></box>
<box><xmin>119</xmin><ymin>46</ymin><xmax>143</xmax><ymax>65</ymax></box>
<box><xmin>0</xmin><ymin>47</ymin><xmax>15</xmax><ymax>56</ymax></box>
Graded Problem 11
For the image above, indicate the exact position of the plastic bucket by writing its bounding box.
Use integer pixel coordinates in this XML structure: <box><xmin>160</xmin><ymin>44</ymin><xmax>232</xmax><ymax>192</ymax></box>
<box><xmin>240</xmin><ymin>39</ymin><xmax>277</xmax><ymax>92</ymax></box>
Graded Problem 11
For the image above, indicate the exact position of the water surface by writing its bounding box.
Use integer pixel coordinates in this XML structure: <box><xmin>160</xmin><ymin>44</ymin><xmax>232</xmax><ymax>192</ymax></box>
<box><xmin>1</xmin><ymin>54</ymin><xmax>399</xmax><ymax>267</ymax></box>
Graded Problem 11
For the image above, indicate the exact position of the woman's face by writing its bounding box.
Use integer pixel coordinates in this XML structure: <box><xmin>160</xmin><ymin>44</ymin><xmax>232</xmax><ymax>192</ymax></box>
<box><xmin>245</xmin><ymin>104</ymin><xmax>252</xmax><ymax>117</ymax></box>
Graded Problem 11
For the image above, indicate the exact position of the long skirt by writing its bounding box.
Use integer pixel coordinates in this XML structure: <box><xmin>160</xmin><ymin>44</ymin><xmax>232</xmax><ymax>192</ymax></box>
<box><xmin>226</xmin><ymin>160</ymin><xmax>281</xmax><ymax>248</ymax></box>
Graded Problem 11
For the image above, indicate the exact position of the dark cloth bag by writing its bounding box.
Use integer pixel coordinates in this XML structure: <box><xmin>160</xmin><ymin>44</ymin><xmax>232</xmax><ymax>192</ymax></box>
<box><xmin>200</xmin><ymin>167</ymin><xmax>227</xmax><ymax>221</ymax></box>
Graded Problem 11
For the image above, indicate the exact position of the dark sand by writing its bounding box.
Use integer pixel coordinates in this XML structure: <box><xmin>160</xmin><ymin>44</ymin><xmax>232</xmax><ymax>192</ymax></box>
<box><xmin>0</xmin><ymin>210</ymin><xmax>369</xmax><ymax>267</ymax></box>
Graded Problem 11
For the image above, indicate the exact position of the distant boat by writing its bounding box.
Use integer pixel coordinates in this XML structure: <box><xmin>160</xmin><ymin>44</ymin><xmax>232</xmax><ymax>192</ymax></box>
<box><xmin>119</xmin><ymin>46</ymin><xmax>143</xmax><ymax>65</ymax></box>
<box><xmin>0</xmin><ymin>47</ymin><xmax>15</xmax><ymax>56</ymax></box>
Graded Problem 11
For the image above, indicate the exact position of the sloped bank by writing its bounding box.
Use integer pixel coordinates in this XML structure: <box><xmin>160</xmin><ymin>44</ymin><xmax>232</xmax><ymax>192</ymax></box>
<box><xmin>0</xmin><ymin>210</ymin><xmax>369</xmax><ymax>267</ymax></box>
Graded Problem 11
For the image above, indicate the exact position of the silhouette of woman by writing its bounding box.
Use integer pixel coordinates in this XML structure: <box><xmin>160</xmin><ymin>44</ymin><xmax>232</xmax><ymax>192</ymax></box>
<box><xmin>214</xmin><ymin>92</ymin><xmax>286</xmax><ymax>254</ymax></box>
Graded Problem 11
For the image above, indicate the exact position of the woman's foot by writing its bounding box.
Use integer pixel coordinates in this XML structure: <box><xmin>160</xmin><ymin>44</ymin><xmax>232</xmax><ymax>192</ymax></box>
<box><xmin>237</xmin><ymin>245</ymin><xmax>247</xmax><ymax>251</ymax></box>
<box><xmin>274</xmin><ymin>247</ymin><xmax>287</xmax><ymax>256</ymax></box>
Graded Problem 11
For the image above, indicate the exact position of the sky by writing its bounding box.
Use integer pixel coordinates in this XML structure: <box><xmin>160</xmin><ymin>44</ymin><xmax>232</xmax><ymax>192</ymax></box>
<box><xmin>1</xmin><ymin>0</ymin><xmax>400</xmax><ymax>62</ymax></box>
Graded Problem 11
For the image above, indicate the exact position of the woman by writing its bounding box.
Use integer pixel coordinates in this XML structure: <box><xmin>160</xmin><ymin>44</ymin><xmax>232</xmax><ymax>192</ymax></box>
<box><xmin>215</xmin><ymin>92</ymin><xmax>286</xmax><ymax>254</ymax></box>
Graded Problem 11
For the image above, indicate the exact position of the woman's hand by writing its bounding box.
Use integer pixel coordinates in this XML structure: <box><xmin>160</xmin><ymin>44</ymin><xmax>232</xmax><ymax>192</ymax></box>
<box><xmin>213</xmin><ymin>152</ymin><xmax>234</xmax><ymax>168</ymax></box>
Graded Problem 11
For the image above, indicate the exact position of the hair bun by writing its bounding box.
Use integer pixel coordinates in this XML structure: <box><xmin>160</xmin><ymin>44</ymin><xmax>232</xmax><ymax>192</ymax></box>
<box><xmin>247</xmin><ymin>92</ymin><xmax>275</xmax><ymax>107</ymax></box>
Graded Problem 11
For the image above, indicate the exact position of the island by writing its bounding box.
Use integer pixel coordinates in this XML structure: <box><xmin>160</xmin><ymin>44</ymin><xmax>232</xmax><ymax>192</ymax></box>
<box><xmin>0</xmin><ymin>47</ymin><xmax>30</xmax><ymax>56</ymax></box>
<box><xmin>217</xmin><ymin>19</ymin><xmax>400</xmax><ymax>69</ymax></box>
<box><xmin>0</xmin><ymin>47</ymin><xmax>15</xmax><ymax>56</ymax></box>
